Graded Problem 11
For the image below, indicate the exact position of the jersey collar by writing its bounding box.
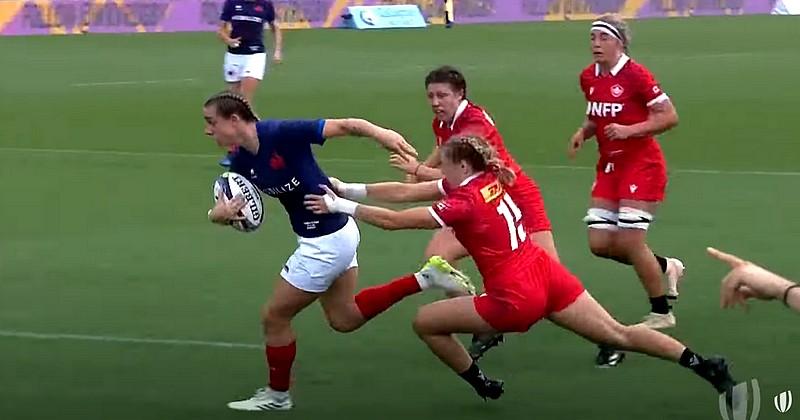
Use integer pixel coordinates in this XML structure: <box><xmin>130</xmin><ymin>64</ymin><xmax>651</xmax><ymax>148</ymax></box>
<box><xmin>449</xmin><ymin>100</ymin><xmax>469</xmax><ymax>130</ymax></box>
<box><xmin>595</xmin><ymin>54</ymin><xmax>630</xmax><ymax>77</ymax></box>
<box><xmin>459</xmin><ymin>172</ymin><xmax>483</xmax><ymax>187</ymax></box>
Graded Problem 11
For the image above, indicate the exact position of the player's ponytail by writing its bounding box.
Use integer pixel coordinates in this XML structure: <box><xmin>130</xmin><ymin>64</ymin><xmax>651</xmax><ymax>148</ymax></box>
<box><xmin>485</xmin><ymin>156</ymin><xmax>516</xmax><ymax>187</ymax></box>
<box><xmin>441</xmin><ymin>135</ymin><xmax>516</xmax><ymax>187</ymax></box>
<box><xmin>204</xmin><ymin>91</ymin><xmax>260</xmax><ymax>122</ymax></box>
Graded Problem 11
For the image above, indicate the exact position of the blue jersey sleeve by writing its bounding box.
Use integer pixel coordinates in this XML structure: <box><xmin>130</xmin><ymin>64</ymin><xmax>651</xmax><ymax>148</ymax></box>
<box><xmin>277</xmin><ymin>119</ymin><xmax>326</xmax><ymax>145</ymax></box>
<box><xmin>264</xmin><ymin>1</ymin><xmax>276</xmax><ymax>23</ymax></box>
<box><xmin>220</xmin><ymin>0</ymin><xmax>233</xmax><ymax>21</ymax></box>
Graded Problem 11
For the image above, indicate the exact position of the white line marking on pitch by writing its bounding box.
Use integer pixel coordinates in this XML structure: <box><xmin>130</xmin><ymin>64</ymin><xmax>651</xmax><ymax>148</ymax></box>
<box><xmin>0</xmin><ymin>146</ymin><xmax>798</xmax><ymax>177</ymax></box>
<box><xmin>0</xmin><ymin>330</ymin><xmax>261</xmax><ymax>350</ymax></box>
<box><xmin>70</xmin><ymin>78</ymin><xmax>198</xmax><ymax>87</ymax></box>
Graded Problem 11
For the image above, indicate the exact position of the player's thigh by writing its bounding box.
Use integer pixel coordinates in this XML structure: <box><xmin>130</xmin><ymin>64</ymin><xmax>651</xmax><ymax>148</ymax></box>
<box><xmin>239</xmin><ymin>77</ymin><xmax>261</xmax><ymax>101</ymax></box>
<box><xmin>263</xmin><ymin>277</ymin><xmax>319</xmax><ymax>323</ymax></box>
<box><xmin>586</xmin><ymin>197</ymin><xmax>619</xmax><ymax>251</ymax></box>
<box><xmin>413</xmin><ymin>296</ymin><xmax>496</xmax><ymax>336</ymax></box>
<box><xmin>547</xmin><ymin>291</ymin><xmax>624</xmax><ymax>345</ymax></box>
<box><xmin>616</xmin><ymin>199</ymin><xmax>660</xmax><ymax>249</ymax></box>
<box><xmin>317</xmin><ymin>267</ymin><xmax>362</xmax><ymax>331</ymax></box>
<box><xmin>424</xmin><ymin>228</ymin><xmax>468</xmax><ymax>262</ymax></box>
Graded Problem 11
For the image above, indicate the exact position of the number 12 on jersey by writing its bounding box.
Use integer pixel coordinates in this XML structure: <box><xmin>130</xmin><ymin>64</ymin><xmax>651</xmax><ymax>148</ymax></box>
<box><xmin>496</xmin><ymin>193</ymin><xmax>526</xmax><ymax>250</ymax></box>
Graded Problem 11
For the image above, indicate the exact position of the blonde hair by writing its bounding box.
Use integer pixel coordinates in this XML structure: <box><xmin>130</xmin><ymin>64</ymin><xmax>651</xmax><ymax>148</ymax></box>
<box><xmin>596</xmin><ymin>14</ymin><xmax>632</xmax><ymax>52</ymax></box>
<box><xmin>440</xmin><ymin>135</ymin><xmax>516</xmax><ymax>186</ymax></box>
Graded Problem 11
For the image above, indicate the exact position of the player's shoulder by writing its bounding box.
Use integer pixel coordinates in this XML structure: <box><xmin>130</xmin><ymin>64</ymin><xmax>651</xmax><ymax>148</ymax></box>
<box><xmin>622</xmin><ymin>58</ymin><xmax>656</xmax><ymax>80</ymax></box>
<box><xmin>579</xmin><ymin>63</ymin><xmax>596</xmax><ymax>80</ymax></box>
<box><xmin>463</xmin><ymin>102</ymin><xmax>489</xmax><ymax>119</ymax></box>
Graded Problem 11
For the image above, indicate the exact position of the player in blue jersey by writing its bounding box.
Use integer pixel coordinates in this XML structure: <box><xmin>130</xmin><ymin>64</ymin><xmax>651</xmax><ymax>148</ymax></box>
<box><xmin>202</xmin><ymin>91</ymin><xmax>476</xmax><ymax>411</ymax></box>
<box><xmin>217</xmin><ymin>0</ymin><xmax>283</xmax><ymax>167</ymax></box>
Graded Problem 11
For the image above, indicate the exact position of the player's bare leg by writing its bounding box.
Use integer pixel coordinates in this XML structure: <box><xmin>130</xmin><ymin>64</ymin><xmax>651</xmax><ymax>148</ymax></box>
<box><xmin>320</xmin><ymin>259</ymin><xmax>476</xmax><ymax>333</ymax></box>
<box><xmin>548</xmin><ymin>291</ymin><xmax>737</xmax><ymax>399</ymax></box>
<box><xmin>425</xmin><ymin>228</ymin><xmax>505</xmax><ymax>360</ymax></box>
<box><xmin>318</xmin><ymin>268</ymin><xmax>367</xmax><ymax>332</ymax></box>
<box><xmin>413</xmin><ymin>297</ymin><xmax>504</xmax><ymax>400</ymax></box>
<box><xmin>586</xmin><ymin>198</ymin><xmax>683</xmax><ymax>323</ymax></box>
<box><xmin>228</xmin><ymin>277</ymin><xmax>317</xmax><ymax>411</ymax></box>
<box><xmin>615</xmin><ymin>199</ymin><xmax>677</xmax><ymax>329</ymax></box>
<box><xmin>239</xmin><ymin>77</ymin><xmax>260</xmax><ymax>103</ymax></box>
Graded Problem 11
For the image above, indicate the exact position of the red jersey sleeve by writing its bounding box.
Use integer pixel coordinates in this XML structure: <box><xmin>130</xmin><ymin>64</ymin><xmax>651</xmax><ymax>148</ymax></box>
<box><xmin>428</xmin><ymin>190</ymin><xmax>472</xmax><ymax>227</ymax></box>
<box><xmin>632</xmin><ymin>64</ymin><xmax>669</xmax><ymax>107</ymax></box>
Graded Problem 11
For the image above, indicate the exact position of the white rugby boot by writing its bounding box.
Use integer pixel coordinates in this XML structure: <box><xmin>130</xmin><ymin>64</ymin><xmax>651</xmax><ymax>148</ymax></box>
<box><xmin>227</xmin><ymin>387</ymin><xmax>293</xmax><ymax>411</ymax></box>
<box><xmin>638</xmin><ymin>311</ymin><xmax>676</xmax><ymax>329</ymax></box>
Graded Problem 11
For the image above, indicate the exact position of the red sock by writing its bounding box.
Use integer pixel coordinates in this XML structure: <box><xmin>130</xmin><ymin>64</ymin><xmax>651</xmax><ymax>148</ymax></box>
<box><xmin>354</xmin><ymin>274</ymin><xmax>421</xmax><ymax>320</ymax></box>
<box><xmin>265</xmin><ymin>341</ymin><xmax>296</xmax><ymax>392</ymax></box>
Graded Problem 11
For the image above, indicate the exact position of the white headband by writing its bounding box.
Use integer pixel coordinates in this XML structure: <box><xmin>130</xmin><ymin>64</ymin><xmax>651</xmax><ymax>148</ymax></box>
<box><xmin>591</xmin><ymin>20</ymin><xmax>623</xmax><ymax>42</ymax></box>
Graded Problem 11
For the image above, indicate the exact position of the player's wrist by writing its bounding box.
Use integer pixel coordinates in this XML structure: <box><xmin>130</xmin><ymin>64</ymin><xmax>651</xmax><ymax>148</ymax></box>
<box><xmin>341</xmin><ymin>183</ymin><xmax>367</xmax><ymax>200</ymax></box>
<box><xmin>782</xmin><ymin>284</ymin><xmax>800</xmax><ymax>307</ymax></box>
<box><xmin>331</xmin><ymin>197</ymin><xmax>358</xmax><ymax>216</ymax></box>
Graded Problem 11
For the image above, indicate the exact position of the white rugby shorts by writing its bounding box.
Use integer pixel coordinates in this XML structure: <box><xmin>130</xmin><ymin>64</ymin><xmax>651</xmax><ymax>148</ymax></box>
<box><xmin>223</xmin><ymin>52</ymin><xmax>267</xmax><ymax>82</ymax></box>
<box><xmin>281</xmin><ymin>217</ymin><xmax>360</xmax><ymax>293</ymax></box>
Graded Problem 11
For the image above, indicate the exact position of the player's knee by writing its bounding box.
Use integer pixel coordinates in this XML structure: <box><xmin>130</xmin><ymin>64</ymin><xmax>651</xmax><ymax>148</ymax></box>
<box><xmin>412</xmin><ymin>311</ymin><xmax>433</xmax><ymax>337</ymax></box>
<box><xmin>588</xmin><ymin>241</ymin><xmax>613</xmax><ymax>259</ymax></box>
<box><xmin>601</xmin><ymin>322</ymin><xmax>632</xmax><ymax>349</ymax></box>
<box><xmin>327</xmin><ymin>315</ymin><xmax>361</xmax><ymax>334</ymax></box>
<box><xmin>261</xmin><ymin>305</ymin><xmax>291</xmax><ymax>332</ymax></box>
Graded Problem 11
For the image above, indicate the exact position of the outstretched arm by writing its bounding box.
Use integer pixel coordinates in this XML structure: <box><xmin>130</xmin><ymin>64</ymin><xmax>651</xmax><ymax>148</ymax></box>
<box><xmin>322</xmin><ymin>119</ymin><xmax>418</xmax><ymax>158</ymax></box>
<box><xmin>304</xmin><ymin>186</ymin><xmax>440</xmax><ymax>231</ymax></box>
<box><xmin>330</xmin><ymin>178</ymin><xmax>443</xmax><ymax>203</ymax></box>
<box><xmin>391</xmin><ymin>147</ymin><xmax>444</xmax><ymax>182</ymax></box>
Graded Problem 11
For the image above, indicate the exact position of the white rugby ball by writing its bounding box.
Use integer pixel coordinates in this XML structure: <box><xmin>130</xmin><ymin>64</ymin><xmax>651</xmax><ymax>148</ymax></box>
<box><xmin>214</xmin><ymin>172</ymin><xmax>265</xmax><ymax>233</ymax></box>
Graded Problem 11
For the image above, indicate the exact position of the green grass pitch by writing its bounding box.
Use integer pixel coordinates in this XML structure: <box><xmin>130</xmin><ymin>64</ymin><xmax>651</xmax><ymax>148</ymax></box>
<box><xmin>1</xmin><ymin>15</ymin><xmax>798</xmax><ymax>420</ymax></box>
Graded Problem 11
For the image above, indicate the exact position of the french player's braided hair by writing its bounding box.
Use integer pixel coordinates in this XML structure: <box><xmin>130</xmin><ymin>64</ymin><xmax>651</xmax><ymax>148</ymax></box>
<box><xmin>596</xmin><ymin>13</ymin><xmax>631</xmax><ymax>53</ymax></box>
<box><xmin>441</xmin><ymin>135</ymin><xmax>516</xmax><ymax>187</ymax></box>
<box><xmin>425</xmin><ymin>65</ymin><xmax>468</xmax><ymax>99</ymax></box>
<box><xmin>204</xmin><ymin>91</ymin><xmax>259</xmax><ymax>122</ymax></box>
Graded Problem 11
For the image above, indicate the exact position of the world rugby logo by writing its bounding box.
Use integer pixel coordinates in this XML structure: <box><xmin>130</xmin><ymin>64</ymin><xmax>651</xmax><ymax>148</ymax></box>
<box><xmin>720</xmin><ymin>379</ymin><xmax>761</xmax><ymax>420</ymax></box>
<box><xmin>774</xmin><ymin>390</ymin><xmax>792</xmax><ymax>414</ymax></box>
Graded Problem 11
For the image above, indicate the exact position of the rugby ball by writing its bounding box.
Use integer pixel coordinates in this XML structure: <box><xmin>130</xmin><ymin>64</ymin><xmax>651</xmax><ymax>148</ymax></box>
<box><xmin>213</xmin><ymin>172</ymin><xmax>264</xmax><ymax>233</ymax></box>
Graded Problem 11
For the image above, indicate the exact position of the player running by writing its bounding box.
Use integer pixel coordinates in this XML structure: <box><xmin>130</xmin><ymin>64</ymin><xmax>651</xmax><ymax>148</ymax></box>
<box><xmin>306</xmin><ymin>135</ymin><xmax>737</xmax><ymax>404</ymax></box>
<box><xmin>202</xmin><ymin>91</ymin><xmax>475</xmax><ymax>411</ymax></box>
<box><xmin>217</xmin><ymin>0</ymin><xmax>283</xmax><ymax>167</ymax></box>
<box><xmin>390</xmin><ymin>66</ymin><xmax>557</xmax><ymax>359</ymax></box>
<box><xmin>568</xmin><ymin>14</ymin><xmax>686</xmax><ymax>366</ymax></box>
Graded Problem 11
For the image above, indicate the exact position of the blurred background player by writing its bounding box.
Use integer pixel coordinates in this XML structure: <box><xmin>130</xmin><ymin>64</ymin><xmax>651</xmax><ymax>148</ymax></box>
<box><xmin>444</xmin><ymin>0</ymin><xmax>454</xmax><ymax>28</ymax></box>
<box><xmin>390</xmin><ymin>66</ymin><xmax>558</xmax><ymax>360</ymax></box>
<box><xmin>217</xmin><ymin>0</ymin><xmax>283</xmax><ymax>167</ymax></box>
<box><xmin>307</xmin><ymin>135</ymin><xmax>738</xmax><ymax>404</ymax></box>
<box><xmin>568</xmin><ymin>14</ymin><xmax>686</xmax><ymax>366</ymax></box>
<box><xmin>708</xmin><ymin>247</ymin><xmax>800</xmax><ymax>312</ymax></box>
<box><xmin>202</xmin><ymin>92</ymin><xmax>474</xmax><ymax>411</ymax></box>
